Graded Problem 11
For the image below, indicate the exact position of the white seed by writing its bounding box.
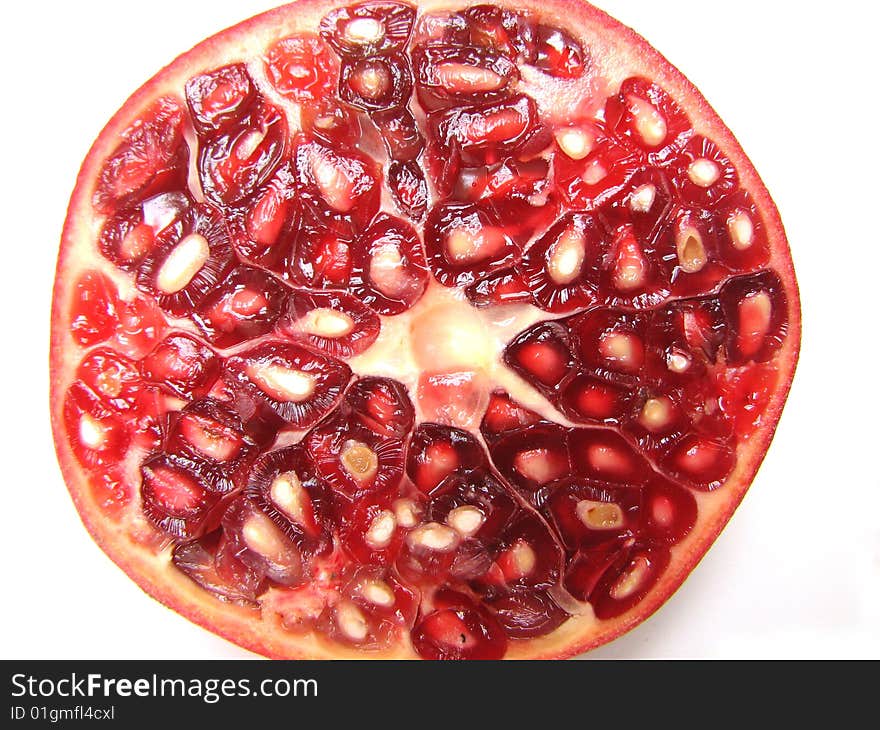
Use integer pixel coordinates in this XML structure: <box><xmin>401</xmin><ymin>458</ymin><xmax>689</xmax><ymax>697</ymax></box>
<box><xmin>407</xmin><ymin>523</ymin><xmax>458</xmax><ymax>551</ymax></box>
<box><xmin>369</xmin><ymin>243</ymin><xmax>415</xmax><ymax>298</ymax></box>
<box><xmin>666</xmin><ymin>349</ymin><xmax>691</xmax><ymax>374</ymax></box>
<box><xmin>555</xmin><ymin>127</ymin><xmax>593</xmax><ymax>160</ymax></box>
<box><xmin>364</xmin><ymin>510</ymin><xmax>396</xmax><ymax>549</ymax></box>
<box><xmin>504</xmin><ymin>540</ymin><xmax>537</xmax><ymax>578</ymax></box>
<box><xmin>609</xmin><ymin>556</ymin><xmax>651</xmax><ymax>600</ymax></box>
<box><xmin>627</xmin><ymin>96</ymin><xmax>667</xmax><ymax>147</ymax></box>
<box><xmin>640</xmin><ymin>397</ymin><xmax>673</xmax><ymax>431</ymax></box>
<box><xmin>612</xmin><ymin>235</ymin><xmax>648</xmax><ymax>293</ymax></box>
<box><xmin>249</xmin><ymin>364</ymin><xmax>315</xmax><ymax>402</ymax></box>
<box><xmin>513</xmin><ymin>449</ymin><xmax>559</xmax><ymax>484</ymax></box>
<box><xmin>546</xmin><ymin>228</ymin><xmax>586</xmax><ymax>285</ymax></box>
<box><xmin>336</xmin><ymin>601</ymin><xmax>369</xmax><ymax>642</ymax></box>
<box><xmin>269</xmin><ymin>471</ymin><xmax>309</xmax><ymax>527</ymax></box>
<box><xmin>237</xmin><ymin>128</ymin><xmax>267</xmax><ymax>160</ymax></box>
<box><xmin>392</xmin><ymin>499</ymin><xmax>421</xmax><ymax>528</ymax></box>
<box><xmin>446</xmin><ymin>506</ymin><xmax>486</xmax><ymax>537</ymax></box>
<box><xmin>588</xmin><ymin>444</ymin><xmax>628</xmax><ymax>475</ymax></box>
<box><xmin>78</xmin><ymin>414</ymin><xmax>108</xmax><ymax>450</ymax></box>
<box><xmin>344</xmin><ymin>17</ymin><xmax>385</xmax><ymax>44</ymax></box>
<box><xmin>300</xmin><ymin>308</ymin><xmax>354</xmax><ymax>338</ymax></box>
<box><xmin>576</xmin><ymin>499</ymin><xmax>625</xmax><ymax>530</ymax></box>
<box><xmin>354</xmin><ymin>66</ymin><xmax>387</xmax><ymax>98</ymax></box>
<box><xmin>156</xmin><ymin>233</ymin><xmax>210</xmax><ymax>294</ymax></box>
<box><xmin>341</xmin><ymin>440</ymin><xmax>379</xmax><ymax>484</ymax></box>
<box><xmin>445</xmin><ymin>226</ymin><xmax>504</xmax><ymax>264</ymax></box>
<box><xmin>676</xmin><ymin>227</ymin><xmax>707</xmax><ymax>273</ymax></box>
<box><xmin>242</xmin><ymin>510</ymin><xmax>295</xmax><ymax>565</ymax></box>
<box><xmin>688</xmin><ymin>158</ymin><xmax>720</xmax><ymax>188</ymax></box>
<box><xmin>628</xmin><ymin>184</ymin><xmax>657</xmax><ymax>213</ymax></box>
<box><xmin>360</xmin><ymin>579</ymin><xmax>395</xmax><ymax>607</ymax></box>
<box><xmin>581</xmin><ymin>158</ymin><xmax>608</xmax><ymax>185</ymax></box>
<box><xmin>600</xmin><ymin>332</ymin><xmax>640</xmax><ymax>369</ymax></box>
<box><xmin>728</xmin><ymin>209</ymin><xmax>755</xmax><ymax>250</ymax></box>
<box><xmin>435</xmin><ymin>62</ymin><xmax>504</xmax><ymax>92</ymax></box>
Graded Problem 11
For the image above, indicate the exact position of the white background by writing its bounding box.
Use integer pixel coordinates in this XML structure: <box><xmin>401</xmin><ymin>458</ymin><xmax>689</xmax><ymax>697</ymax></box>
<box><xmin>1</xmin><ymin>0</ymin><xmax>878</xmax><ymax>659</ymax></box>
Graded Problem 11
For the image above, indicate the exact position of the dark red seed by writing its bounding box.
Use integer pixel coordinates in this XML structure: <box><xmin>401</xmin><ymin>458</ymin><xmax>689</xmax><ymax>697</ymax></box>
<box><xmin>388</xmin><ymin>160</ymin><xmax>429</xmax><ymax>221</ymax></box>
<box><xmin>350</xmin><ymin>213</ymin><xmax>429</xmax><ymax>314</ymax></box>
<box><xmin>93</xmin><ymin>97</ymin><xmax>189</xmax><ymax>214</ymax></box>
<box><xmin>279</xmin><ymin>289</ymin><xmax>381</xmax><ymax>359</ymax></box>
<box><xmin>320</xmin><ymin>1</ymin><xmax>416</xmax><ymax>58</ymax></box>
<box><xmin>185</xmin><ymin>64</ymin><xmax>259</xmax><ymax>136</ymax></box>
<box><xmin>192</xmin><ymin>265</ymin><xmax>290</xmax><ymax>348</ymax></box>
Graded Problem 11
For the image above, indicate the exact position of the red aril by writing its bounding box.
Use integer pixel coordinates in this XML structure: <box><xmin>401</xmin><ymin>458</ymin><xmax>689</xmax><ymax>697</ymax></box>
<box><xmin>51</xmin><ymin>0</ymin><xmax>799</xmax><ymax>661</ymax></box>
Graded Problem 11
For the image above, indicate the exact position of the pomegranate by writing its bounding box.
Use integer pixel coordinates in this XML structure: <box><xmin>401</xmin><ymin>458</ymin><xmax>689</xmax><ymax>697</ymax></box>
<box><xmin>50</xmin><ymin>0</ymin><xmax>800</xmax><ymax>660</ymax></box>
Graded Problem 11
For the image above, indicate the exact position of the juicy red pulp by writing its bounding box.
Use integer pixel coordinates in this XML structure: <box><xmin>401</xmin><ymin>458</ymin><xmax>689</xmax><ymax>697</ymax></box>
<box><xmin>59</xmin><ymin>0</ymin><xmax>795</xmax><ymax>660</ymax></box>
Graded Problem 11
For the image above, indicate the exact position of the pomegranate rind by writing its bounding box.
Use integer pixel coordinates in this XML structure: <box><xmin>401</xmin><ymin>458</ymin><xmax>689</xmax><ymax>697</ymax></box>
<box><xmin>50</xmin><ymin>0</ymin><xmax>800</xmax><ymax>660</ymax></box>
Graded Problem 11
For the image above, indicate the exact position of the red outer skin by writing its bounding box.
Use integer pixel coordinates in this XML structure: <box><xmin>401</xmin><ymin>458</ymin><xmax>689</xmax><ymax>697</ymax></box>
<box><xmin>50</xmin><ymin>0</ymin><xmax>801</xmax><ymax>659</ymax></box>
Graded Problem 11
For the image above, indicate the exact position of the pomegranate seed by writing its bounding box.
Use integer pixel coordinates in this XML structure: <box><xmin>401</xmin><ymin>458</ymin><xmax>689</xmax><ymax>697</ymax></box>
<box><xmin>320</xmin><ymin>1</ymin><xmax>416</xmax><ymax>58</ymax></box>
<box><xmin>605</xmin><ymin>77</ymin><xmax>692</xmax><ymax>163</ymax></box>
<box><xmin>141</xmin><ymin>333</ymin><xmax>220</xmax><ymax>400</ymax></box>
<box><xmin>136</xmin><ymin>205</ymin><xmax>234</xmax><ymax>317</ymax></box>
<box><xmin>199</xmin><ymin>104</ymin><xmax>288</xmax><ymax>208</ymax></box>
<box><xmin>293</xmin><ymin>138</ymin><xmax>381</xmax><ymax>227</ymax></box>
<box><xmin>671</xmin><ymin>135</ymin><xmax>739</xmax><ymax>209</ymax></box>
<box><xmin>465</xmin><ymin>5</ymin><xmax>535</xmax><ymax>61</ymax></box>
<box><xmin>480</xmin><ymin>390</ymin><xmax>543</xmax><ymax>443</ymax></box>
<box><xmin>140</xmin><ymin>452</ymin><xmax>224</xmax><ymax>540</ymax></box>
<box><xmin>279</xmin><ymin>289</ymin><xmax>380</xmax><ymax>358</ymax></box>
<box><xmin>300</xmin><ymin>99</ymin><xmax>363</xmax><ymax>146</ymax></box>
<box><xmin>339</xmin><ymin>54</ymin><xmax>412</xmax><ymax>112</ymax></box>
<box><xmin>244</xmin><ymin>445</ymin><xmax>333</xmax><ymax>558</ymax></box>
<box><xmin>488</xmin><ymin>588</ymin><xmax>568</xmax><ymax>638</ymax></box>
<box><xmin>192</xmin><ymin>265</ymin><xmax>289</xmax><ymax>348</ymax></box>
<box><xmin>489</xmin><ymin>423</ymin><xmax>571</xmax><ymax>501</ymax></box>
<box><xmin>517</xmin><ymin>212</ymin><xmax>604</xmax><ymax>312</ymax></box>
<box><xmin>721</xmin><ymin>271</ymin><xmax>788</xmax><ymax>364</ymax></box>
<box><xmin>172</xmin><ymin>531</ymin><xmax>264</xmax><ymax>605</ymax></box>
<box><xmin>99</xmin><ymin>191</ymin><xmax>191</xmax><ymax>271</ymax></box>
<box><xmin>224</xmin><ymin>341</ymin><xmax>352</xmax><ymax>429</ymax></box>
<box><xmin>533</xmin><ymin>25</ymin><xmax>586</xmax><ymax>78</ymax></box>
<box><xmin>413</xmin><ymin>44</ymin><xmax>519</xmax><ymax>110</ymax></box>
<box><xmin>430</xmin><ymin>94</ymin><xmax>540</xmax><ymax>166</ymax></box>
<box><xmin>289</xmin><ymin>213</ymin><xmax>356</xmax><ymax>289</ymax></box>
<box><xmin>504</xmin><ymin>321</ymin><xmax>575</xmax><ymax>391</ymax></box>
<box><xmin>423</xmin><ymin>201</ymin><xmax>519</xmax><ymax>287</ymax></box>
<box><xmin>387</xmin><ymin>160</ymin><xmax>429</xmax><ymax>221</ymax></box>
<box><xmin>590</xmin><ymin>543</ymin><xmax>670</xmax><ymax>620</ymax></box>
<box><xmin>222</xmin><ymin>499</ymin><xmax>304</xmax><ymax>585</ymax></box>
<box><xmin>93</xmin><ymin>97</ymin><xmax>189</xmax><ymax>214</ymax></box>
<box><xmin>265</xmin><ymin>34</ymin><xmax>337</xmax><ymax>102</ymax></box>
<box><xmin>350</xmin><ymin>213</ymin><xmax>428</xmax><ymax>314</ymax></box>
<box><xmin>63</xmin><ymin>385</ymin><xmax>131</xmax><ymax>470</ymax></box>
<box><xmin>371</xmin><ymin>108</ymin><xmax>425</xmax><ymax>162</ymax></box>
<box><xmin>69</xmin><ymin>271</ymin><xmax>117</xmax><ymax>347</ymax></box>
<box><xmin>305</xmin><ymin>410</ymin><xmax>404</xmax><ymax>502</ymax></box>
<box><xmin>411</xmin><ymin>589</ymin><xmax>507</xmax><ymax>660</ymax></box>
<box><xmin>344</xmin><ymin>377</ymin><xmax>415</xmax><ymax>439</ymax></box>
<box><xmin>185</xmin><ymin>64</ymin><xmax>259</xmax><ymax>135</ymax></box>
<box><xmin>165</xmin><ymin>399</ymin><xmax>255</xmax><ymax>478</ymax></box>
<box><xmin>408</xmin><ymin>423</ymin><xmax>486</xmax><ymax>494</ymax></box>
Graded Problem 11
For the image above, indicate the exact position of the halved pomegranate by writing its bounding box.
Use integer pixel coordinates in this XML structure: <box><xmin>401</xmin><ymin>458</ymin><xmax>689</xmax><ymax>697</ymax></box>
<box><xmin>51</xmin><ymin>0</ymin><xmax>799</xmax><ymax>660</ymax></box>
